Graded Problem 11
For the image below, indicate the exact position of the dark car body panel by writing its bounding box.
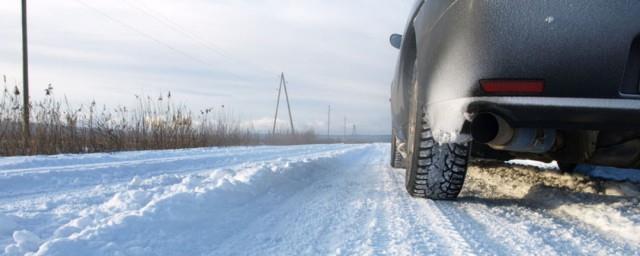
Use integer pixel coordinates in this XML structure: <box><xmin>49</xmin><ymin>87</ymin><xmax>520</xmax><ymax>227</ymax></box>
<box><xmin>391</xmin><ymin>0</ymin><xmax>640</xmax><ymax>144</ymax></box>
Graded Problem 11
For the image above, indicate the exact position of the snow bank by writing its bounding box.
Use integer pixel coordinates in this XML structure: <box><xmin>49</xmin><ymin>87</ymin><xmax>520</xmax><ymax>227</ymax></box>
<box><xmin>4</xmin><ymin>230</ymin><xmax>41</xmax><ymax>256</ymax></box>
<box><xmin>0</xmin><ymin>144</ymin><xmax>354</xmax><ymax>198</ymax></box>
<box><xmin>4</xmin><ymin>145</ymin><xmax>368</xmax><ymax>255</ymax></box>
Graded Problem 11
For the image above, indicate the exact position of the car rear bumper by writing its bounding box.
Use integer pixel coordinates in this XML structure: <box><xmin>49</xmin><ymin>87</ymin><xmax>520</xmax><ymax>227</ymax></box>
<box><xmin>465</xmin><ymin>97</ymin><xmax>640</xmax><ymax>129</ymax></box>
<box><xmin>426</xmin><ymin>96</ymin><xmax>640</xmax><ymax>143</ymax></box>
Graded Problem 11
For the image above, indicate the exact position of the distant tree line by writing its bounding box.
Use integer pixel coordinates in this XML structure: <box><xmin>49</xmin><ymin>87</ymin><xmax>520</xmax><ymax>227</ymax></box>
<box><xmin>0</xmin><ymin>78</ymin><xmax>317</xmax><ymax>156</ymax></box>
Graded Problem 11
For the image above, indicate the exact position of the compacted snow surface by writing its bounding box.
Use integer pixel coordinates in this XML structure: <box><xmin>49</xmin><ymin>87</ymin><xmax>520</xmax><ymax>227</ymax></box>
<box><xmin>1</xmin><ymin>144</ymin><xmax>639</xmax><ymax>255</ymax></box>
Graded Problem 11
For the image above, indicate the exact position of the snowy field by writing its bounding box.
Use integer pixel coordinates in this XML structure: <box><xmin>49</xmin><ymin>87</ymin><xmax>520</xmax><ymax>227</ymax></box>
<box><xmin>1</xmin><ymin>144</ymin><xmax>639</xmax><ymax>256</ymax></box>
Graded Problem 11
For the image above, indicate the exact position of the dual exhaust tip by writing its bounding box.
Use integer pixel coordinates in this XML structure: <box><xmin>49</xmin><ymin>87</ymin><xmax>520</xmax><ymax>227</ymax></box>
<box><xmin>470</xmin><ymin>113</ymin><xmax>556</xmax><ymax>154</ymax></box>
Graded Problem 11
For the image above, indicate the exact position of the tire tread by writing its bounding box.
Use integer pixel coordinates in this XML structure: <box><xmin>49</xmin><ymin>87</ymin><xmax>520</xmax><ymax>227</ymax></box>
<box><xmin>406</xmin><ymin>113</ymin><xmax>470</xmax><ymax>200</ymax></box>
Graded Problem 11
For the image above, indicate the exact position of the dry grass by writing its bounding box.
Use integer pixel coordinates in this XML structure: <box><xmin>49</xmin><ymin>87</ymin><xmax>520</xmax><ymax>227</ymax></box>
<box><xmin>0</xmin><ymin>77</ymin><xmax>317</xmax><ymax>156</ymax></box>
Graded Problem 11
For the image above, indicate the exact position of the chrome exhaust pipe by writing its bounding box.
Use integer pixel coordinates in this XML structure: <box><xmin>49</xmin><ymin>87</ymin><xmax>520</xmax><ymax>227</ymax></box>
<box><xmin>471</xmin><ymin>113</ymin><xmax>556</xmax><ymax>153</ymax></box>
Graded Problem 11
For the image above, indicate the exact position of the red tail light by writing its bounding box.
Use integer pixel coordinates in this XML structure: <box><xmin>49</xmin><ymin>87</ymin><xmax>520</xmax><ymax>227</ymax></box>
<box><xmin>480</xmin><ymin>80</ymin><xmax>544</xmax><ymax>94</ymax></box>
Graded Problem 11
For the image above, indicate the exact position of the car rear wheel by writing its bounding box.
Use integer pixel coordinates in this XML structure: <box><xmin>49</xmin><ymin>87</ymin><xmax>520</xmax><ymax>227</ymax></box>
<box><xmin>391</xmin><ymin>129</ymin><xmax>404</xmax><ymax>168</ymax></box>
<box><xmin>404</xmin><ymin>59</ymin><xmax>471</xmax><ymax>200</ymax></box>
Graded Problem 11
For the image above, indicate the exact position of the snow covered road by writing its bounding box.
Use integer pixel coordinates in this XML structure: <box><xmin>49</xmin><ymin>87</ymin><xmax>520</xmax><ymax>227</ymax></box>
<box><xmin>1</xmin><ymin>144</ymin><xmax>639</xmax><ymax>255</ymax></box>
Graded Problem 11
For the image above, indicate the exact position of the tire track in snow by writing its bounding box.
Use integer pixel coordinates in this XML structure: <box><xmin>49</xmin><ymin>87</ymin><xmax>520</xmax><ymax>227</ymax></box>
<box><xmin>376</xmin><ymin>165</ymin><xmax>437</xmax><ymax>255</ymax></box>
<box><xmin>429</xmin><ymin>201</ymin><xmax>510</xmax><ymax>256</ymax></box>
<box><xmin>365</xmin><ymin>152</ymin><xmax>413</xmax><ymax>256</ymax></box>
<box><xmin>212</xmin><ymin>144</ymin><xmax>444</xmax><ymax>255</ymax></box>
<box><xmin>333</xmin><ymin>151</ymin><xmax>387</xmax><ymax>256</ymax></box>
<box><xmin>378</xmin><ymin>153</ymin><xmax>438</xmax><ymax>255</ymax></box>
<box><xmin>417</xmin><ymin>201</ymin><xmax>477</xmax><ymax>256</ymax></box>
<box><xmin>344</xmin><ymin>146</ymin><xmax>418</xmax><ymax>255</ymax></box>
<box><xmin>456</xmin><ymin>203</ymin><xmax>558</xmax><ymax>256</ymax></box>
<box><xmin>386</xmin><ymin>164</ymin><xmax>474</xmax><ymax>256</ymax></box>
<box><xmin>209</xmin><ymin>145</ymin><xmax>380</xmax><ymax>255</ymax></box>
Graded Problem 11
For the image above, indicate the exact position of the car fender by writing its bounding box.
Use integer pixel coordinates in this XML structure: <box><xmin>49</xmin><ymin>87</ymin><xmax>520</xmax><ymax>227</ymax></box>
<box><xmin>391</xmin><ymin>0</ymin><xmax>457</xmax><ymax>143</ymax></box>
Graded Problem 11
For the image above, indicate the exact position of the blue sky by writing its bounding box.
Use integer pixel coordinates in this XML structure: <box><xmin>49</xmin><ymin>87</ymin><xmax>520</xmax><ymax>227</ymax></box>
<box><xmin>0</xmin><ymin>0</ymin><xmax>414</xmax><ymax>134</ymax></box>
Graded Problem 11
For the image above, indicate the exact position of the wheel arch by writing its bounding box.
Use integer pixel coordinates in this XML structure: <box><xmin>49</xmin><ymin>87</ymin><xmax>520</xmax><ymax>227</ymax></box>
<box><xmin>391</xmin><ymin>22</ymin><xmax>418</xmax><ymax>144</ymax></box>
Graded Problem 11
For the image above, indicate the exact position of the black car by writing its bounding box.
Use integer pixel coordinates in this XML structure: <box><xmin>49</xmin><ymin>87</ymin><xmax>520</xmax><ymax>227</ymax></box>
<box><xmin>389</xmin><ymin>0</ymin><xmax>640</xmax><ymax>200</ymax></box>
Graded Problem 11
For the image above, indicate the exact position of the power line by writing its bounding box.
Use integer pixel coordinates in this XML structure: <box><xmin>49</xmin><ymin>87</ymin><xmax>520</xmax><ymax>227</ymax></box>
<box><xmin>122</xmin><ymin>0</ymin><xmax>228</xmax><ymax>55</ymax></box>
<box><xmin>75</xmin><ymin>0</ymin><xmax>207</xmax><ymax>64</ymax></box>
<box><xmin>119</xmin><ymin>0</ymin><xmax>277</xmax><ymax>76</ymax></box>
<box><xmin>72</xmin><ymin>0</ymin><xmax>251</xmax><ymax>81</ymax></box>
<box><xmin>119</xmin><ymin>1</ymin><xmax>230</xmax><ymax>63</ymax></box>
<box><xmin>74</xmin><ymin>0</ymin><xmax>202</xmax><ymax>65</ymax></box>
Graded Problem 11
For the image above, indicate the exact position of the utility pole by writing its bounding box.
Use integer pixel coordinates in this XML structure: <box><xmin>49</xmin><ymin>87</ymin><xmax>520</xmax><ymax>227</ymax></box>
<box><xmin>272</xmin><ymin>73</ymin><xmax>295</xmax><ymax>134</ymax></box>
<box><xmin>282</xmin><ymin>74</ymin><xmax>294</xmax><ymax>134</ymax></box>
<box><xmin>272</xmin><ymin>75</ymin><xmax>283</xmax><ymax>135</ymax></box>
<box><xmin>21</xmin><ymin>0</ymin><xmax>30</xmax><ymax>153</ymax></box>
